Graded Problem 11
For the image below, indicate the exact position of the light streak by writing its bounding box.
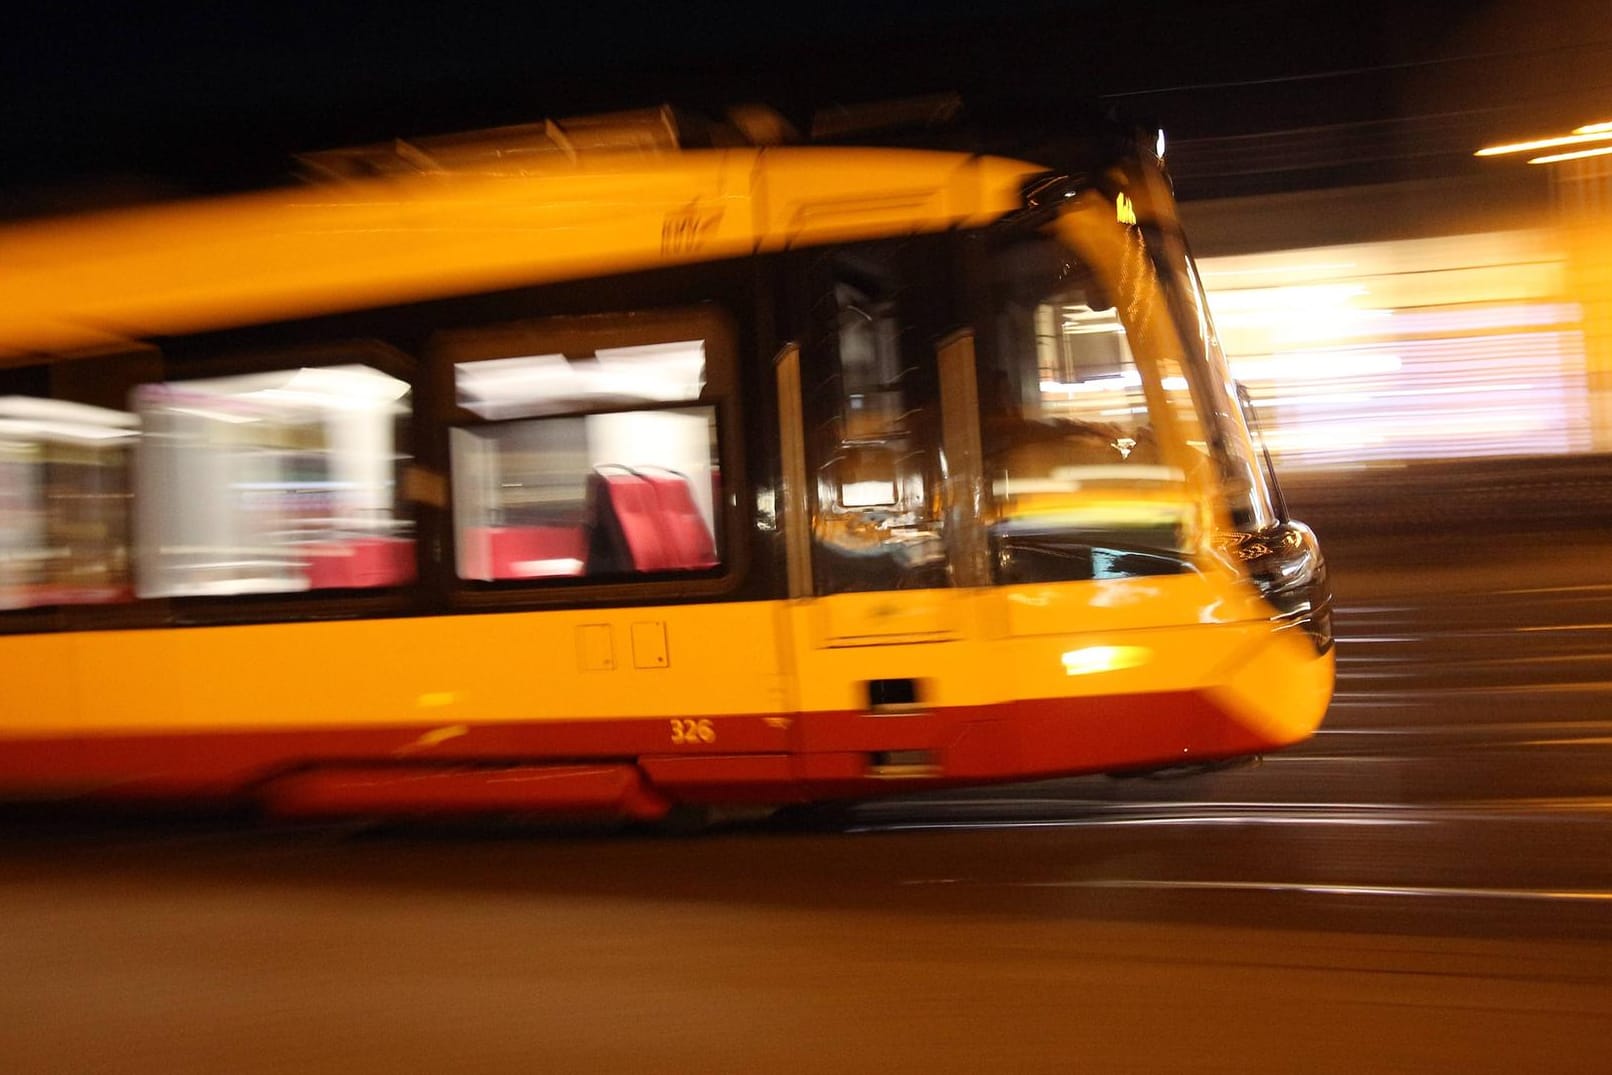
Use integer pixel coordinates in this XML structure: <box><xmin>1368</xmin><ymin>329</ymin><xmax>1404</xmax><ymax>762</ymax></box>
<box><xmin>1033</xmin><ymin>879</ymin><xmax>1612</xmax><ymax>902</ymax></box>
<box><xmin>1528</xmin><ymin>144</ymin><xmax>1612</xmax><ymax>165</ymax></box>
<box><xmin>1475</xmin><ymin>130</ymin><xmax>1612</xmax><ymax>157</ymax></box>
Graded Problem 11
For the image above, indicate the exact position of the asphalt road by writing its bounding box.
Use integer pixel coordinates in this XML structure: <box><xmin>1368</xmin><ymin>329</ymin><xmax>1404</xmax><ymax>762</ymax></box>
<box><xmin>3</xmin><ymin>493</ymin><xmax>1612</xmax><ymax>1072</ymax></box>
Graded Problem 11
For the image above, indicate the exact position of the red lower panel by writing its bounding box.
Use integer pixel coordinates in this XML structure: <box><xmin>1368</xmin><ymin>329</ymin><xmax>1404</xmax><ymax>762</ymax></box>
<box><xmin>638</xmin><ymin>754</ymin><xmax>801</xmax><ymax>804</ymax></box>
<box><xmin>259</xmin><ymin>764</ymin><xmax>671</xmax><ymax>820</ymax></box>
<box><xmin>0</xmin><ymin>689</ymin><xmax>1291</xmax><ymax>812</ymax></box>
<box><xmin>945</xmin><ymin>692</ymin><xmax>1245</xmax><ymax>781</ymax></box>
<box><xmin>0</xmin><ymin>714</ymin><xmax>795</xmax><ymax>798</ymax></box>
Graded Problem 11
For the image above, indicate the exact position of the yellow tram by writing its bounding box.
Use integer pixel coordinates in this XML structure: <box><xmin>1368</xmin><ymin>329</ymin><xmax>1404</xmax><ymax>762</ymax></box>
<box><xmin>0</xmin><ymin>100</ymin><xmax>1332</xmax><ymax>818</ymax></box>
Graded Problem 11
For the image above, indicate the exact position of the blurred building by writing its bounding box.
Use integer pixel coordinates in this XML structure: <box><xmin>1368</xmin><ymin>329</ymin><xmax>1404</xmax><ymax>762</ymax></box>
<box><xmin>1180</xmin><ymin>172</ymin><xmax>1606</xmax><ymax>469</ymax></box>
<box><xmin>1153</xmin><ymin>0</ymin><xmax>1612</xmax><ymax>469</ymax></box>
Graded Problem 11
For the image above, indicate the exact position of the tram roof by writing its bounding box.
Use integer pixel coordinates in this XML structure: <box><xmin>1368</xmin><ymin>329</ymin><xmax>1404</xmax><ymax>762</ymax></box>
<box><xmin>0</xmin><ymin>96</ymin><xmax>1152</xmax><ymax>364</ymax></box>
<box><xmin>0</xmin><ymin>143</ymin><xmax>1042</xmax><ymax>363</ymax></box>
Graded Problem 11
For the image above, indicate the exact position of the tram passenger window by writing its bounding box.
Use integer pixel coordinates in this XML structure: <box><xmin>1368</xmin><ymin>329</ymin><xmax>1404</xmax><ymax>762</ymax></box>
<box><xmin>443</xmin><ymin>307</ymin><xmax>728</xmax><ymax>583</ymax></box>
<box><xmin>980</xmin><ymin>235</ymin><xmax>1198</xmax><ymax>583</ymax></box>
<box><xmin>452</xmin><ymin>409</ymin><xmax>719</xmax><ymax>579</ymax></box>
<box><xmin>0</xmin><ymin>390</ymin><xmax>136</xmax><ymax>610</ymax></box>
<box><xmin>132</xmin><ymin>362</ymin><xmax>414</xmax><ymax>597</ymax></box>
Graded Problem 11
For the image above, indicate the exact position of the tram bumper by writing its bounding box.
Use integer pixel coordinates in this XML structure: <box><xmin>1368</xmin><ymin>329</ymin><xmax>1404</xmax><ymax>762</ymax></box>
<box><xmin>939</xmin><ymin>619</ymin><xmax>1335</xmax><ymax>783</ymax></box>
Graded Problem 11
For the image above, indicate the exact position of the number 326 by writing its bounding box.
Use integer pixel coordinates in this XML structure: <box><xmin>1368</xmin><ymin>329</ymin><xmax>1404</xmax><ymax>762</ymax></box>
<box><xmin>669</xmin><ymin>718</ymin><xmax>716</xmax><ymax>745</ymax></box>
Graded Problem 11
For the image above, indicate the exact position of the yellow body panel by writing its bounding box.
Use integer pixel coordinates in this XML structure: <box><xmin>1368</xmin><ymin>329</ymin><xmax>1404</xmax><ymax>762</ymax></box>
<box><xmin>4</xmin><ymin>601</ymin><xmax>789</xmax><ymax>735</ymax></box>
<box><xmin>781</xmin><ymin>570</ymin><xmax>1322</xmax><ymax>719</ymax></box>
<box><xmin>1205</xmin><ymin>625</ymin><xmax>1337</xmax><ymax>746</ymax></box>
<box><xmin>1</xmin><ymin>573</ymin><xmax>1329</xmax><ymax>747</ymax></box>
<box><xmin>2</xmin><ymin>635</ymin><xmax>77</xmax><ymax>724</ymax></box>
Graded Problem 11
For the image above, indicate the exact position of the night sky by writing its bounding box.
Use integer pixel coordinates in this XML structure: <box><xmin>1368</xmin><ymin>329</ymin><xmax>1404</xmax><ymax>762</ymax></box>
<box><xmin>0</xmin><ymin>1</ymin><xmax>1602</xmax><ymax>210</ymax></box>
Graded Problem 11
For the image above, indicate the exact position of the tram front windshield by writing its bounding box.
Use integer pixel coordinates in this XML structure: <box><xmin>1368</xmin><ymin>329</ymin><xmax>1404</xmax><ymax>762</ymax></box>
<box><xmin>976</xmin><ymin>195</ymin><xmax>1274</xmax><ymax>585</ymax></box>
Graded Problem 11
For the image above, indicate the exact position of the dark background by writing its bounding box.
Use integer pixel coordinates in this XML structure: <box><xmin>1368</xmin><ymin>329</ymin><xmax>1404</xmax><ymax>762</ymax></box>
<box><xmin>4</xmin><ymin>1</ymin><xmax>1606</xmax><ymax>213</ymax></box>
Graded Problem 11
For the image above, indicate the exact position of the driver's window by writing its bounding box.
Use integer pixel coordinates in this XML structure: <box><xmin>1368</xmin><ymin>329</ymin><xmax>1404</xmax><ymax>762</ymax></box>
<box><xmin>977</xmin><ymin>232</ymin><xmax>1197</xmax><ymax>584</ymax></box>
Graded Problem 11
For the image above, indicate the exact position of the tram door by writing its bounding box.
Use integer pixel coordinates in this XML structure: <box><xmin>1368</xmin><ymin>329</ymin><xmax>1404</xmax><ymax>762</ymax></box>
<box><xmin>775</xmin><ymin>236</ymin><xmax>991</xmax><ymax>777</ymax></box>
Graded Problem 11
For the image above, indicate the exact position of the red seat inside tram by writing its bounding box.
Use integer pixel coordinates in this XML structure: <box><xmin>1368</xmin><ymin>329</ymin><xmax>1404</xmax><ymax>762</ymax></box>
<box><xmin>639</xmin><ymin>469</ymin><xmax>719</xmax><ymax>569</ymax></box>
<box><xmin>303</xmin><ymin>536</ymin><xmax>417</xmax><ymax>589</ymax></box>
<box><xmin>590</xmin><ymin>468</ymin><xmax>717</xmax><ymax>573</ymax></box>
<box><xmin>459</xmin><ymin>526</ymin><xmax>587</xmax><ymax>580</ymax></box>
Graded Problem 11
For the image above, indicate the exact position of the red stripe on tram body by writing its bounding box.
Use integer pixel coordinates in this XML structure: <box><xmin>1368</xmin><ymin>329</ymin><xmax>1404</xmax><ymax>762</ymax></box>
<box><xmin>0</xmin><ymin>690</ymin><xmax>1274</xmax><ymax>812</ymax></box>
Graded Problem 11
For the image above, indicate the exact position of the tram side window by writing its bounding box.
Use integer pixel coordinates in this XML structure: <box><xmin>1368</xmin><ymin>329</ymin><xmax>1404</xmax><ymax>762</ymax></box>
<box><xmin>132</xmin><ymin>362</ymin><xmax>414</xmax><ymax>597</ymax></box>
<box><xmin>0</xmin><ymin>384</ymin><xmax>136</xmax><ymax>611</ymax></box>
<box><xmin>807</xmin><ymin>244</ymin><xmax>949</xmax><ymax>594</ymax></box>
<box><xmin>445</xmin><ymin>308</ymin><xmax>727</xmax><ymax>582</ymax></box>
